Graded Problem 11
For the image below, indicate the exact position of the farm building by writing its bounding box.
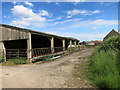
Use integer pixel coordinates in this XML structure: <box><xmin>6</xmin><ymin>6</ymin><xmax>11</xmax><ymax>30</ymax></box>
<box><xmin>103</xmin><ymin>29</ymin><xmax>120</xmax><ymax>41</ymax></box>
<box><xmin>81</xmin><ymin>41</ymin><xmax>95</xmax><ymax>46</ymax></box>
<box><xmin>91</xmin><ymin>40</ymin><xmax>102</xmax><ymax>46</ymax></box>
<box><xmin>0</xmin><ymin>24</ymin><xmax>80</xmax><ymax>62</ymax></box>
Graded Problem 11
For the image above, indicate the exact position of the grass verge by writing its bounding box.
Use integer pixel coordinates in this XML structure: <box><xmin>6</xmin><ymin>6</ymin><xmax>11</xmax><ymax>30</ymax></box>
<box><xmin>88</xmin><ymin>49</ymin><xmax>119</xmax><ymax>88</ymax></box>
<box><xmin>88</xmin><ymin>36</ymin><xmax>120</xmax><ymax>89</ymax></box>
<box><xmin>2</xmin><ymin>57</ymin><xmax>28</xmax><ymax>66</ymax></box>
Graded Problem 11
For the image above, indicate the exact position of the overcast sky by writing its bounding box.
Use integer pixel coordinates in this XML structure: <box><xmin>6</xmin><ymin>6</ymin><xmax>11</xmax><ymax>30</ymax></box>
<box><xmin>2</xmin><ymin>1</ymin><xmax>118</xmax><ymax>41</ymax></box>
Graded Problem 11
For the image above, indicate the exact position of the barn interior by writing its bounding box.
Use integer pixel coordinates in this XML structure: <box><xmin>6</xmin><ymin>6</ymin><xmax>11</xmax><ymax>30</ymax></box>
<box><xmin>0</xmin><ymin>24</ymin><xmax>80</xmax><ymax>61</ymax></box>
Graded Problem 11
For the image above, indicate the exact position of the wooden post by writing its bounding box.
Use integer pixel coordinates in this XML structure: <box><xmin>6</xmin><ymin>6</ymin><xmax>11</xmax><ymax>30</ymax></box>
<box><xmin>74</xmin><ymin>41</ymin><xmax>77</xmax><ymax>49</ymax></box>
<box><xmin>27</xmin><ymin>32</ymin><xmax>32</xmax><ymax>60</ymax></box>
<box><xmin>78</xmin><ymin>41</ymin><xmax>80</xmax><ymax>50</ymax></box>
<box><xmin>70</xmin><ymin>40</ymin><xmax>72</xmax><ymax>52</ymax></box>
<box><xmin>62</xmin><ymin>39</ymin><xmax>65</xmax><ymax>51</ymax></box>
<box><xmin>51</xmin><ymin>37</ymin><xmax>54</xmax><ymax>53</ymax></box>
<box><xmin>1</xmin><ymin>42</ymin><xmax>6</xmax><ymax>62</ymax></box>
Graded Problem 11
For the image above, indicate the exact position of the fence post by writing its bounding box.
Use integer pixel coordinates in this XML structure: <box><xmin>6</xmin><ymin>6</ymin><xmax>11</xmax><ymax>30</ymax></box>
<box><xmin>27</xmin><ymin>32</ymin><xmax>32</xmax><ymax>61</ymax></box>
<box><xmin>70</xmin><ymin>40</ymin><xmax>72</xmax><ymax>52</ymax></box>
<box><xmin>1</xmin><ymin>42</ymin><xmax>7</xmax><ymax>62</ymax></box>
<box><xmin>51</xmin><ymin>37</ymin><xmax>55</xmax><ymax>53</ymax></box>
<box><xmin>63</xmin><ymin>39</ymin><xmax>66</xmax><ymax>51</ymax></box>
<box><xmin>3</xmin><ymin>49</ymin><xmax>6</xmax><ymax>62</ymax></box>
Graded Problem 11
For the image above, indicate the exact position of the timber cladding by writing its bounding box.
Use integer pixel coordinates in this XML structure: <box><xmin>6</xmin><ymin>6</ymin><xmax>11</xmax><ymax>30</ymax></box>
<box><xmin>0</xmin><ymin>25</ymin><xmax>29</xmax><ymax>41</ymax></box>
<box><xmin>0</xmin><ymin>24</ymin><xmax>79</xmax><ymax>42</ymax></box>
<box><xmin>103</xmin><ymin>29</ymin><xmax>120</xmax><ymax>41</ymax></box>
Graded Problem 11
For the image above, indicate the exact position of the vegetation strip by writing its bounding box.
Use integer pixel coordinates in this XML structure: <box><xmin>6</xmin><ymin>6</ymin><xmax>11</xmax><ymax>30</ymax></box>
<box><xmin>88</xmin><ymin>36</ymin><xmax>120</xmax><ymax>89</ymax></box>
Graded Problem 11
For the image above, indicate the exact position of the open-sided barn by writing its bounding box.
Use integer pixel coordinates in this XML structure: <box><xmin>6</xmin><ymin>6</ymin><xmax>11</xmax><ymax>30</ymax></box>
<box><xmin>0</xmin><ymin>24</ymin><xmax>80</xmax><ymax>62</ymax></box>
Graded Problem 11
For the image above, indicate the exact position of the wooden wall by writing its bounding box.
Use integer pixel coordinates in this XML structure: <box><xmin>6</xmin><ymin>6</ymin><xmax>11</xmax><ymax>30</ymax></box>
<box><xmin>0</xmin><ymin>26</ymin><xmax>29</xmax><ymax>41</ymax></box>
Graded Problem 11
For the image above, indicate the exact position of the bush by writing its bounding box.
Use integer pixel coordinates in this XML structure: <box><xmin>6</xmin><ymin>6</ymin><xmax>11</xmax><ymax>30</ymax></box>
<box><xmin>98</xmin><ymin>36</ymin><xmax>120</xmax><ymax>52</ymax></box>
<box><xmin>88</xmin><ymin>36</ymin><xmax>120</xmax><ymax>89</ymax></box>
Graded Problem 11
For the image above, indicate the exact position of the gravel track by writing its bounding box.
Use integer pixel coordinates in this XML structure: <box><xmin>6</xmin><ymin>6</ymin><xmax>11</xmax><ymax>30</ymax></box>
<box><xmin>2</xmin><ymin>48</ymin><xmax>94</xmax><ymax>88</ymax></box>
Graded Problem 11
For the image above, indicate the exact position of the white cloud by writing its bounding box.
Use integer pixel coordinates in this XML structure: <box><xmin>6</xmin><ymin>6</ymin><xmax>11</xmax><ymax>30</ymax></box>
<box><xmin>46</xmin><ymin>31</ymin><xmax>106</xmax><ymax>41</ymax></box>
<box><xmin>55</xmin><ymin>2</ymin><xmax>60</xmax><ymax>6</ymax></box>
<box><xmin>4</xmin><ymin>16</ymin><xmax>10</xmax><ymax>18</ymax></box>
<box><xmin>60</xmin><ymin>18</ymin><xmax>83</xmax><ymax>24</ymax></box>
<box><xmin>67</xmin><ymin>9</ymin><xmax>102</xmax><ymax>18</ymax></box>
<box><xmin>56</xmin><ymin>17</ymin><xmax>62</xmax><ymax>20</ymax></box>
<box><xmin>11</xmin><ymin>5</ymin><xmax>35</xmax><ymax>17</ymax></box>
<box><xmin>25</xmin><ymin>1</ymin><xmax>33</xmax><ymax>7</ymax></box>
<box><xmin>92</xmin><ymin>10</ymin><xmax>101</xmax><ymax>14</ymax></box>
<box><xmin>48</xmin><ymin>17</ymin><xmax>62</xmax><ymax>21</ymax></box>
<box><xmin>67</xmin><ymin>16</ymin><xmax>72</xmax><ymax>18</ymax></box>
<box><xmin>90</xmin><ymin>19</ymin><xmax>117</xmax><ymax>25</ymax></box>
<box><xmin>66</xmin><ymin>0</ymin><xmax>86</xmax><ymax>2</ymax></box>
<box><xmin>12</xmin><ymin>20</ymin><xmax>29</xmax><ymax>27</ymax></box>
<box><xmin>11</xmin><ymin>5</ymin><xmax>46</xmax><ymax>27</ymax></box>
<box><xmin>100</xmin><ymin>2</ymin><xmax>114</xmax><ymax>6</ymax></box>
<box><xmin>63</xmin><ymin>33</ymin><xmax>106</xmax><ymax>41</ymax></box>
<box><xmin>50</xmin><ymin>18</ymin><xmax>117</xmax><ymax>28</ymax></box>
<box><xmin>72</xmin><ymin>0</ymin><xmax>86</xmax><ymax>5</ymax></box>
<box><xmin>91</xmin><ymin>27</ymin><xmax>97</xmax><ymax>29</ymax></box>
<box><xmin>43</xmin><ymin>0</ymin><xmax>86</xmax><ymax>2</ymax></box>
<box><xmin>39</xmin><ymin>10</ymin><xmax>52</xmax><ymax>17</ymax></box>
<box><xmin>12</xmin><ymin>1</ymin><xmax>16</xmax><ymax>4</ymax></box>
<box><xmin>46</xmin><ymin>31</ymin><xmax>59</xmax><ymax>35</ymax></box>
<box><xmin>51</xmin><ymin>18</ymin><xmax>83</xmax><ymax>25</ymax></box>
<box><xmin>70</xmin><ymin>19</ymin><xmax>118</xmax><ymax>29</ymax></box>
<box><xmin>50</xmin><ymin>19</ymin><xmax>117</xmax><ymax>32</ymax></box>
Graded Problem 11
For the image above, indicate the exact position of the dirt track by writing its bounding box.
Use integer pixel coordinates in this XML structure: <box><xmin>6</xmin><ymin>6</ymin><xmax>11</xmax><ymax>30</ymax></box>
<box><xmin>2</xmin><ymin>48</ymin><xmax>94</xmax><ymax>88</ymax></box>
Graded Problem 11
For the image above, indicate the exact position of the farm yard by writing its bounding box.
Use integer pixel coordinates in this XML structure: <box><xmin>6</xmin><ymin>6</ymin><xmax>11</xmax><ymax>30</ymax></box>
<box><xmin>1</xmin><ymin>1</ymin><xmax>120</xmax><ymax>89</ymax></box>
<box><xmin>2</xmin><ymin>48</ymin><xmax>95</xmax><ymax>88</ymax></box>
<box><xmin>1</xmin><ymin>34</ymin><xmax>120</xmax><ymax>89</ymax></box>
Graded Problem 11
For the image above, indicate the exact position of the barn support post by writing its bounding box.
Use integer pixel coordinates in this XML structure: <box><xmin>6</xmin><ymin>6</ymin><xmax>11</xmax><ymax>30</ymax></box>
<box><xmin>74</xmin><ymin>41</ymin><xmax>77</xmax><ymax>50</ymax></box>
<box><xmin>70</xmin><ymin>40</ymin><xmax>72</xmax><ymax>52</ymax></box>
<box><xmin>78</xmin><ymin>41</ymin><xmax>80</xmax><ymax>50</ymax></box>
<box><xmin>62</xmin><ymin>39</ymin><xmax>65</xmax><ymax>51</ymax></box>
<box><xmin>1</xmin><ymin>42</ymin><xmax>6</xmax><ymax>62</ymax></box>
<box><xmin>51</xmin><ymin>37</ymin><xmax>55</xmax><ymax>53</ymax></box>
<box><xmin>27</xmin><ymin>32</ymin><xmax>32</xmax><ymax>61</ymax></box>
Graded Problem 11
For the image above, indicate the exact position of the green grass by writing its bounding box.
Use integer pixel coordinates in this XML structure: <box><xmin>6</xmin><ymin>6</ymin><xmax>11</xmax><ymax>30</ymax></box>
<box><xmin>88</xmin><ymin>49</ymin><xmax>119</xmax><ymax>88</ymax></box>
<box><xmin>2</xmin><ymin>57</ymin><xmax>28</xmax><ymax>66</ymax></box>
<box><xmin>88</xmin><ymin>36</ymin><xmax>120</xmax><ymax>89</ymax></box>
<box><xmin>75</xmin><ymin>73</ymin><xmax>84</xmax><ymax>81</ymax></box>
<box><xmin>0</xmin><ymin>51</ymin><xmax>3</xmax><ymax>63</ymax></box>
<box><xmin>0</xmin><ymin>55</ymin><xmax>3</xmax><ymax>63</ymax></box>
<box><xmin>67</xmin><ymin>47</ymin><xmax>78</xmax><ymax>53</ymax></box>
<box><xmin>74</xmin><ymin>57</ymin><xmax>89</xmax><ymax>81</ymax></box>
<box><xmin>85</xmin><ymin>45</ymin><xmax>95</xmax><ymax>48</ymax></box>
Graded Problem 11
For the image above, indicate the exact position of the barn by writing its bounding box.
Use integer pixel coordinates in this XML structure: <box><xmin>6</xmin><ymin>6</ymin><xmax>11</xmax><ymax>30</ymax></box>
<box><xmin>0</xmin><ymin>24</ymin><xmax>80</xmax><ymax>62</ymax></box>
<box><xmin>103</xmin><ymin>29</ymin><xmax>120</xmax><ymax>41</ymax></box>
